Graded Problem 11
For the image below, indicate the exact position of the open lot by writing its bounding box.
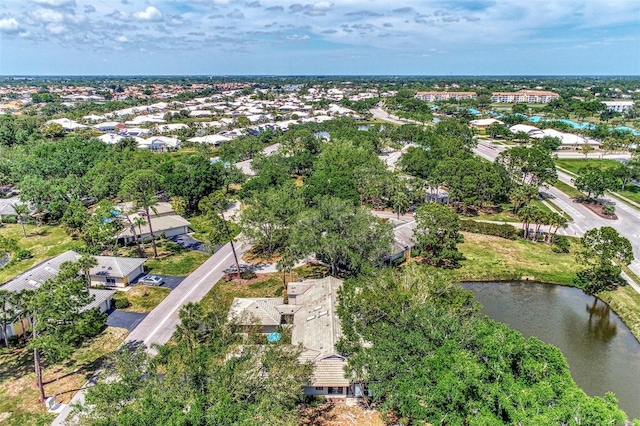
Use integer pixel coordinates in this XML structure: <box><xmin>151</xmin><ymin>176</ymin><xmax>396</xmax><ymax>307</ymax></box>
<box><xmin>0</xmin><ymin>327</ymin><xmax>127</xmax><ymax>426</ymax></box>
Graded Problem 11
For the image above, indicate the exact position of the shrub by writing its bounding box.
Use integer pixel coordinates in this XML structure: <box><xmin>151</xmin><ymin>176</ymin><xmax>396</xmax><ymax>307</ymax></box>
<box><xmin>603</xmin><ymin>205</ymin><xmax>615</xmax><ymax>216</ymax></box>
<box><xmin>240</xmin><ymin>271</ymin><xmax>257</xmax><ymax>280</ymax></box>
<box><xmin>552</xmin><ymin>235</ymin><xmax>571</xmax><ymax>253</ymax></box>
<box><xmin>163</xmin><ymin>241</ymin><xmax>185</xmax><ymax>254</ymax></box>
<box><xmin>459</xmin><ymin>220</ymin><xmax>519</xmax><ymax>240</ymax></box>
<box><xmin>15</xmin><ymin>249</ymin><xmax>32</xmax><ymax>261</ymax></box>
<box><xmin>114</xmin><ymin>298</ymin><xmax>131</xmax><ymax>309</ymax></box>
<box><xmin>3</xmin><ymin>216</ymin><xmax>17</xmax><ymax>224</ymax></box>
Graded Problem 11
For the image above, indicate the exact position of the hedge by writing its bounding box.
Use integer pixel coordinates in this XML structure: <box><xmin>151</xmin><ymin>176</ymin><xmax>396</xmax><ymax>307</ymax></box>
<box><xmin>460</xmin><ymin>220</ymin><xmax>519</xmax><ymax>240</ymax></box>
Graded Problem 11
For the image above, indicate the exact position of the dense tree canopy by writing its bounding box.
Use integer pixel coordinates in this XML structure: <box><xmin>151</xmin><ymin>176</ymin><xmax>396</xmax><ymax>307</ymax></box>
<box><xmin>337</xmin><ymin>266</ymin><xmax>626</xmax><ymax>425</ymax></box>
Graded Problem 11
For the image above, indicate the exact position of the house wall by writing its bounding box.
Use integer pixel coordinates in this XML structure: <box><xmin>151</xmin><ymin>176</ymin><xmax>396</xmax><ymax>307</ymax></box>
<box><xmin>90</xmin><ymin>276</ymin><xmax>126</xmax><ymax>288</ymax></box>
<box><xmin>303</xmin><ymin>386</ymin><xmax>348</xmax><ymax>397</ymax></box>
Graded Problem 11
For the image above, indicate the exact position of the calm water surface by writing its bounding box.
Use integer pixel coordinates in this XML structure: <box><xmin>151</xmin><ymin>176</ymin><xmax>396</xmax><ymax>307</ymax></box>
<box><xmin>463</xmin><ymin>282</ymin><xmax>640</xmax><ymax>420</ymax></box>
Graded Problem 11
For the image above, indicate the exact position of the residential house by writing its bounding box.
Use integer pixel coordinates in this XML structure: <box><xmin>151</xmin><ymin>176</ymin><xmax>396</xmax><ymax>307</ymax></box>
<box><xmin>88</xmin><ymin>255</ymin><xmax>146</xmax><ymax>288</ymax></box>
<box><xmin>0</xmin><ymin>250</ymin><xmax>118</xmax><ymax>338</ymax></box>
<box><xmin>469</xmin><ymin>118</ymin><xmax>504</xmax><ymax>130</ymax></box>
<box><xmin>603</xmin><ymin>101</ymin><xmax>634</xmax><ymax>112</ymax></box>
<box><xmin>138</xmin><ymin>136</ymin><xmax>181</xmax><ymax>152</ymax></box>
<box><xmin>229</xmin><ymin>277</ymin><xmax>362</xmax><ymax>398</ymax></box>
<box><xmin>45</xmin><ymin>118</ymin><xmax>87</xmax><ymax>132</ymax></box>
<box><xmin>117</xmin><ymin>202</ymin><xmax>191</xmax><ymax>244</ymax></box>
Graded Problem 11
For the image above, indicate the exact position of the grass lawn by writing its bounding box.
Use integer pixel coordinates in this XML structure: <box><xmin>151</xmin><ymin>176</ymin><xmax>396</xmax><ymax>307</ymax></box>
<box><xmin>0</xmin><ymin>326</ymin><xmax>127</xmax><ymax>426</ymax></box>
<box><xmin>555</xmin><ymin>158</ymin><xmax>620</xmax><ymax>175</ymax></box>
<box><xmin>144</xmin><ymin>249</ymin><xmax>210</xmax><ymax>276</ymax></box>
<box><xmin>554</xmin><ymin>181</ymin><xmax>584</xmax><ymax>199</ymax></box>
<box><xmin>0</xmin><ymin>224</ymin><xmax>84</xmax><ymax>284</ymax></box>
<box><xmin>449</xmin><ymin>232</ymin><xmax>583</xmax><ymax>286</ymax></box>
<box><xmin>613</xmin><ymin>184</ymin><xmax>640</xmax><ymax>206</ymax></box>
<box><xmin>112</xmin><ymin>285</ymin><xmax>171</xmax><ymax>313</ymax></box>
<box><xmin>599</xmin><ymin>286</ymin><xmax>640</xmax><ymax>340</ymax></box>
<box><xmin>200</xmin><ymin>274</ymin><xmax>287</xmax><ymax>314</ymax></box>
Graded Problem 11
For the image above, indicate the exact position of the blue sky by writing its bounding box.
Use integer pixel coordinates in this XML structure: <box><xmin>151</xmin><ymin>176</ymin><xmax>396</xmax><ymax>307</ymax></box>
<box><xmin>0</xmin><ymin>0</ymin><xmax>638</xmax><ymax>75</ymax></box>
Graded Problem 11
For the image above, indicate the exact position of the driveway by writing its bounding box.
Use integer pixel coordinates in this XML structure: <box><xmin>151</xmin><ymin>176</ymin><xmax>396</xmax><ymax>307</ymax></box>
<box><xmin>169</xmin><ymin>234</ymin><xmax>209</xmax><ymax>253</ymax></box>
<box><xmin>132</xmin><ymin>274</ymin><xmax>186</xmax><ymax>290</ymax></box>
<box><xmin>106</xmin><ymin>310</ymin><xmax>147</xmax><ymax>331</ymax></box>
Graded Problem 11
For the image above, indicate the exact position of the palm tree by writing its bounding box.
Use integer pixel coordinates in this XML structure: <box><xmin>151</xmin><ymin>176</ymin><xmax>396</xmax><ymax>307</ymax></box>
<box><xmin>120</xmin><ymin>170</ymin><xmax>162</xmax><ymax>258</ymax></box>
<box><xmin>548</xmin><ymin>212</ymin><xmax>568</xmax><ymax>245</ymax></box>
<box><xmin>11</xmin><ymin>203</ymin><xmax>29</xmax><ymax>238</ymax></box>
<box><xmin>518</xmin><ymin>205</ymin><xmax>538</xmax><ymax>239</ymax></box>
<box><xmin>77</xmin><ymin>255</ymin><xmax>97</xmax><ymax>289</ymax></box>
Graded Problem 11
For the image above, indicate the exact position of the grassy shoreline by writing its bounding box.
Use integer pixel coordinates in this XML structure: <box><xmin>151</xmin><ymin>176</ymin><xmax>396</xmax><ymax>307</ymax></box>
<box><xmin>447</xmin><ymin>232</ymin><xmax>640</xmax><ymax>341</ymax></box>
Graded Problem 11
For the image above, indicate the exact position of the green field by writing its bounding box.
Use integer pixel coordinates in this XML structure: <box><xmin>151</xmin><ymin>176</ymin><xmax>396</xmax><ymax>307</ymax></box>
<box><xmin>555</xmin><ymin>158</ymin><xmax>619</xmax><ymax>175</ymax></box>
<box><xmin>473</xmin><ymin>199</ymin><xmax>554</xmax><ymax>223</ymax></box>
<box><xmin>0</xmin><ymin>224</ymin><xmax>84</xmax><ymax>284</ymax></box>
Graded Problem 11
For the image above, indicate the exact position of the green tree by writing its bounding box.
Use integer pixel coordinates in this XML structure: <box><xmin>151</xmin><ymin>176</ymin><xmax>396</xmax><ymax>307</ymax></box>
<box><xmin>581</xmin><ymin>143</ymin><xmax>595</xmax><ymax>159</ymax></box>
<box><xmin>11</xmin><ymin>202</ymin><xmax>29</xmax><ymax>238</ymax></box>
<box><xmin>289</xmin><ymin>196</ymin><xmax>393</xmax><ymax>276</ymax></box>
<box><xmin>77</xmin><ymin>254</ymin><xmax>98</xmax><ymax>289</ymax></box>
<box><xmin>240</xmin><ymin>184</ymin><xmax>302</xmax><ymax>256</ymax></box>
<box><xmin>28</xmin><ymin>261</ymin><xmax>105</xmax><ymax>401</ymax></box>
<box><xmin>120</xmin><ymin>170</ymin><xmax>162</xmax><ymax>258</ymax></box>
<box><xmin>574</xmin><ymin>166</ymin><xmax>617</xmax><ymax>199</ymax></box>
<box><xmin>61</xmin><ymin>200</ymin><xmax>88</xmax><ymax>232</ymax></box>
<box><xmin>413</xmin><ymin>203</ymin><xmax>464</xmax><ymax>267</ymax></box>
<box><xmin>576</xmin><ymin>227</ymin><xmax>634</xmax><ymax>293</ymax></box>
<box><xmin>336</xmin><ymin>266</ymin><xmax>626</xmax><ymax>425</ymax></box>
<box><xmin>496</xmin><ymin>145</ymin><xmax>557</xmax><ymax>187</ymax></box>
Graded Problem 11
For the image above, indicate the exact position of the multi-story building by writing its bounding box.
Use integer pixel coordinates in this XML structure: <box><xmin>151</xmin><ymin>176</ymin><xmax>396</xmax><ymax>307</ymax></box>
<box><xmin>491</xmin><ymin>90</ymin><xmax>559</xmax><ymax>103</ymax></box>
<box><xmin>414</xmin><ymin>91</ymin><xmax>477</xmax><ymax>102</ymax></box>
<box><xmin>602</xmin><ymin>101</ymin><xmax>635</xmax><ymax>112</ymax></box>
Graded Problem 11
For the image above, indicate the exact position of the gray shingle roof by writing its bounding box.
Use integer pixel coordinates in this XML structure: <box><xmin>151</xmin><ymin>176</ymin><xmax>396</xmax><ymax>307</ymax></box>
<box><xmin>228</xmin><ymin>297</ymin><xmax>285</xmax><ymax>326</ymax></box>
<box><xmin>89</xmin><ymin>256</ymin><xmax>146</xmax><ymax>278</ymax></box>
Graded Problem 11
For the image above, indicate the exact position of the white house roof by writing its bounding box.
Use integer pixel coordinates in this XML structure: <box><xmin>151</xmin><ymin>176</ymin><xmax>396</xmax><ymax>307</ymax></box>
<box><xmin>187</xmin><ymin>134</ymin><xmax>231</xmax><ymax>145</ymax></box>
<box><xmin>509</xmin><ymin>124</ymin><xmax>543</xmax><ymax>135</ymax></box>
<box><xmin>228</xmin><ymin>297</ymin><xmax>285</xmax><ymax>326</ymax></box>
<box><xmin>89</xmin><ymin>256</ymin><xmax>146</xmax><ymax>279</ymax></box>
<box><xmin>46</xmin><ymin>118</ymin><xmax>87</xmax><ymax>130</ymax></box>
<box><xmin>470</xmin><ymin>118</ymin><xmax>504</xmax><ymax>127</ymax></box>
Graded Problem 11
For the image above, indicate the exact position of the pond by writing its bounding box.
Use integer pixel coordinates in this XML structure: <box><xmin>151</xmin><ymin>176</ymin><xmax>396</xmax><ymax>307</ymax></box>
<box><xmin>463</xmin><ymin>282</ymin><xmax>640</xmax><ymax>420</ymax></box>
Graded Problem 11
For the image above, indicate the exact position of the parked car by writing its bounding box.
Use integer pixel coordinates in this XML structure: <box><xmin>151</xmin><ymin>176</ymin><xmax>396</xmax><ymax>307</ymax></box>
<box><xmin>138</xmin><ymin>275</ymin><xmax>164</xmax><ymax>286</ymax></box>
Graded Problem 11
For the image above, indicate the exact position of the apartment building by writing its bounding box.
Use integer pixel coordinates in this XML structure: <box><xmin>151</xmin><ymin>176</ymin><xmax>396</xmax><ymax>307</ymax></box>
<box><xmin>491</xmin><ymin>90</ymin><xmax>559</xmax><ymax>103</ymax></box>
<box><xmin>415</xmin><ymin>91</ymin><xmax>477</xmax><ymax>102</ymax></box>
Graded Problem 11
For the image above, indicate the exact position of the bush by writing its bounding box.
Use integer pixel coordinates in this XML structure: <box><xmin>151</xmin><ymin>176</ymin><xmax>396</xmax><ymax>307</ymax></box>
<box><xmin>240</xmin><ymin>271</ymin><xmax>257</xmax><ymax>280</ymax></box>
<box><xmin>460</xmin><ymin>220</ymin><xmax>519</xmax><ymax>240</ymax></box>
<box><xmin>552</xmin><ymin>235</ymin><xmax>571</xmax><ymax>253</ymax></box>
<box><xmin>14</xmin><ymin>249</ymin><xmax>32</xmax><ymax>261</ymax></box>
<box><xmin>114</xmin><ymin>298</ymin><xmax>131</xmax><ymax>309</ymax></box>
<box><xmin>3</xmin><ymin>216</ymin><xmax>17</xmax><ymax>224</ymax></box>
<box><xmin>162</xmin><ymin>241</ymin><xmax>185</xmax><ymax>254</ymax></box>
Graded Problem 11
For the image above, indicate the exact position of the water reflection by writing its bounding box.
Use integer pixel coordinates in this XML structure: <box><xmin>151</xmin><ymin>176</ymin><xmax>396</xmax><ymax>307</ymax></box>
<box><xmin>463</xmin><ymin>282</ymin><xmax>640</xmax><ymax>419</ymax></box>
<box><xmin>585</xmin><ymin>299</ymin><xmax>617</xmax><ymax>342</ymax></box>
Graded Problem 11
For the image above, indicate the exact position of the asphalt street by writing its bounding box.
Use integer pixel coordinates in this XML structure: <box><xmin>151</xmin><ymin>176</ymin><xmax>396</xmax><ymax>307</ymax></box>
<box><xmin>474</xmin><ymin>141</ymin><xmax>640</xmax><ymax>279</ymax></box>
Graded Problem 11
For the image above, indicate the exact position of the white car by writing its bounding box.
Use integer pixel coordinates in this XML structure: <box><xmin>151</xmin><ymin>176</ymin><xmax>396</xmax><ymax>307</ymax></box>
<box><xmin>138</xmin><ymin>275</ymin><xmax>164</xmax><ymax>286</ymax></box>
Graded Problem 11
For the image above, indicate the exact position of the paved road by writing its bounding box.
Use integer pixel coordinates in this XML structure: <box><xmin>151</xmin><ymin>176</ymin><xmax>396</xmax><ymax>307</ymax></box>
<box><xmin>52</xmin><ymin>240</ymin><xmax>250</xmax><ymax>425</ymax></box>
<box><xmin>125</xmin><ymin>241</ymin><xmax>249</xmax><ymax>351</ymax></box>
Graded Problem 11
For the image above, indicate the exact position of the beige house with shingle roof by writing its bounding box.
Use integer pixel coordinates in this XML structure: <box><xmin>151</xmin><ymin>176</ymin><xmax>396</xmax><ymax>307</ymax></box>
<box><xmin>228</xmin><ymin>277</ymin><xmax>358</xmax><ymax>398</ymax></box>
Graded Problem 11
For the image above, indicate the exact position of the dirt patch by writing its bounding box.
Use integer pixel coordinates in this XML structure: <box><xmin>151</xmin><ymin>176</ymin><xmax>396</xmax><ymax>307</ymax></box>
<box><xmin>299</xmin><ymin>401</ymin><xmax>385</xmax><ymax>426</ymax></box>
<box><xmin>578</xmin><ymin>201</ymin><xmax>618</xmax><ymax>220</ymax></box>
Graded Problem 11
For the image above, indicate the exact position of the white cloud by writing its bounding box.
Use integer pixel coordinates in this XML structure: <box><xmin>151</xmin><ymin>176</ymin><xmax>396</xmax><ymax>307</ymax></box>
<box><xmin>46</xmin><ymin>23</ymin><xmax>67</xmax><ymax>34</ymax></box>
<box><xmin>116</xmin><ymin>35</ymin><xmax>128</xmax><ymax>42</ymax></box>
<box><xmin>29</xmin><ymin>8</ymin><xmax>65</xmax><ymax>23</ymax></box>
<box><xmin>227</xmin><ymin>9</ymin><xmax>245</xmax><ymax>19</ymax></box>
<box><xmin>0</xmin><ymin>18</ymin><xmax>22</xmax><ymax>34</ymax></box>
<box><xmin>286</xmin><ymin>34</ymin><xmax>310</xmax><ymax>41</ymax></box>
<box><xmin>32</xmin><ymin>0</ymin><xmax>76</xmax><ymax>7</ymax></box>
<box><xmin>134</xmin><ymin>6</ymin><xmax>163</xmax><ymax>22</ymax></box>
